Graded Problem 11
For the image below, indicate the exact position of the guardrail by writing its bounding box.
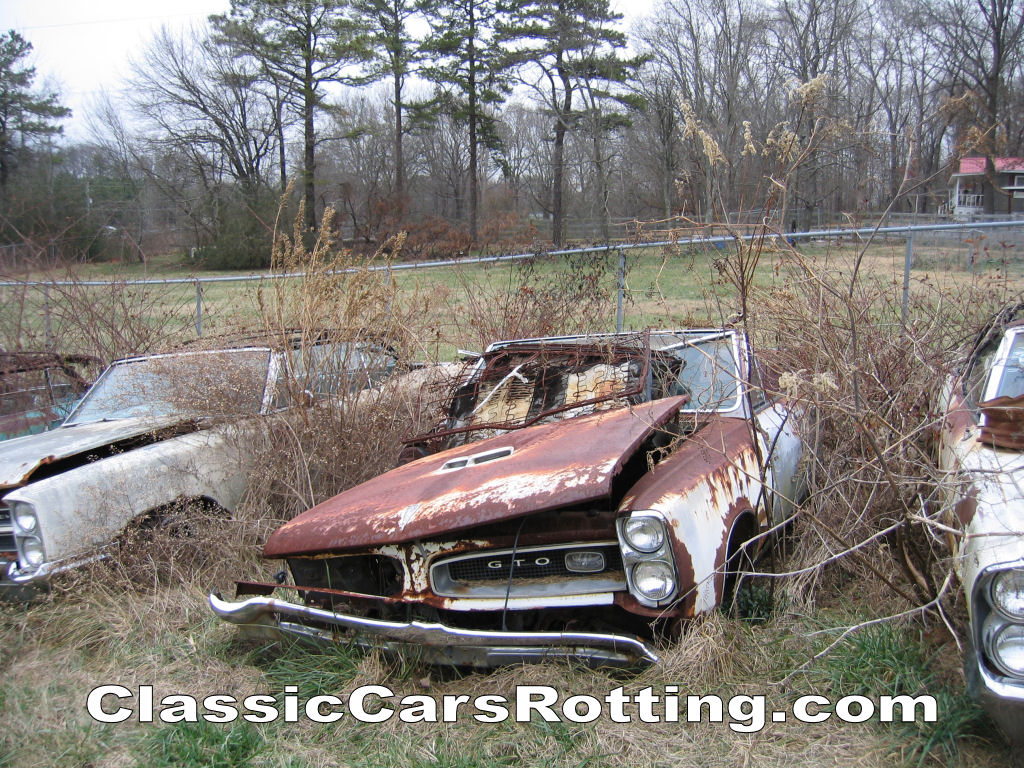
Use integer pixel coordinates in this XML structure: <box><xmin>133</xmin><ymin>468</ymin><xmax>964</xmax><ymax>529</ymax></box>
<box><xmin>2</xmin><ymin>218</ymin><xmax>1022</xmax><ymax>337</ymax></box>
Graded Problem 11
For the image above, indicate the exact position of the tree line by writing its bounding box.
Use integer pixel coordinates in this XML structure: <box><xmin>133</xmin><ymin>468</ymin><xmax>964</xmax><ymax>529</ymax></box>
<box><xmin>2</xmin><ymin>0</ymin><xmax>1022</xmax><ymax>267</ymax></box>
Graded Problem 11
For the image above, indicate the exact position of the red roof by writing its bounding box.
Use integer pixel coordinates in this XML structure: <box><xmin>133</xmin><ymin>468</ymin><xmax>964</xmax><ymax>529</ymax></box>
<box><xmin>957</xmin><ymin>157</ymin><xmax>1024</xmax><ymax>175</ymax></box>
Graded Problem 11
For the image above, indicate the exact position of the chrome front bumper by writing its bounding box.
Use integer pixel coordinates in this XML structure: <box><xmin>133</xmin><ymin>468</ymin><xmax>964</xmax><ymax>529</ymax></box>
<box><xmin>0</xmin><ymin>560</ymin><xmax>43</xmax><ymax>601</ymax></box>
<box><xmin>966</xmin><ymin>646</ymin><xmax>1024</xmax><ymax>743</ymax></box>
<box><xmin>209</xmin><ymin>593</ymin><xmax>659</xmax><ymax>668</ymax></box>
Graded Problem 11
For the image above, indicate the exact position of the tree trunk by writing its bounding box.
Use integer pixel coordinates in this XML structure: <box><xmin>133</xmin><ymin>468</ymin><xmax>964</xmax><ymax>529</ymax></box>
<box><xmin>394</xmin><ymin>74</ymin><xmax>405</xmax><ymax>200</ymax></box>
<box><xmin>468</xmin><ymin>15</ymin><xmax>479</xmax><ymax>244</ymax></box>
<box><xmin>552</xmin><ymin>117</ymin><xmax>566</xmax><ymax>246</ymax></box>
<box><xmin>304</xmin><ymin>86</ymin><xmax>316</xmax><ymax>231</ymax></box>
<box><xmin>662</xmin><ymin>152</ymin><xmax>672</xmax><ymax>220</ymax></box>
<box><xmin>274</xmin><ymin>81</ymin><xmax>287</xmax><ymax>193</ymax></box>
<box><xmin>984</xmin><ymin>155</ymin><xmax>997</xmax><ymax>215</ymax></box>
<box><xmin>592</xmin><ymin>125</ymin><xmax>610</xmax><ymax>242</ymax></box>
<box><xmin>303</xmin><ymin>24</ymin><xmax>317</xmax><ymax>232</ymax></box>
<box><xmin>552</xmin><ymin>69</ymin><xmax>572</xmax><ymax>247</ymax></box>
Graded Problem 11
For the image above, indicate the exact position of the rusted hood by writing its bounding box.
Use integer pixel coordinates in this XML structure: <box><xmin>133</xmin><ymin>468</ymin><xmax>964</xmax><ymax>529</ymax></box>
<box><xmin>0</xmin><ymin>416</ymin><xmax>187</xmax><ymax>487</ymax></box>
<box><xmin>265</xmin><ymin>396</ymin><xmax>688</xmax><ymax>556</ymax></box>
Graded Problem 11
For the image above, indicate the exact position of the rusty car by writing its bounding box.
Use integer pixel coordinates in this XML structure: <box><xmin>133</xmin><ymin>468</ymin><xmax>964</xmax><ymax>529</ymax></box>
<box><xmin>1</xmin><ymin>334</ymin><xmax>397</xmax><ymax>596</ymax></box>
<box><xmin>938</xmin><ymin>307</ymin><xmax>1024</xmax><ymax>748</ymax></box>
<box><xmin>211</xmin><ymin>329</ymin><xmax>804</xmax><ymax>667</ymax></box>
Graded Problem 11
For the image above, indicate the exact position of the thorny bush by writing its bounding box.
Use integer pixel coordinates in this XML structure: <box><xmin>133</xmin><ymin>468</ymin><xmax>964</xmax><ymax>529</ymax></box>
<box><xmin>237</xmin><ymin>202</ymin><xmax>452</xmax><ymax>574</ymax></box>
<box><xmin>81</xmin><ymin>200</ymin><xmax>453</xmax><ymax>593</ymax></box>
<box><xmin>0</xmin><ymin>263</ymin><xmax>183</xmax><ymax>365</ymax></box>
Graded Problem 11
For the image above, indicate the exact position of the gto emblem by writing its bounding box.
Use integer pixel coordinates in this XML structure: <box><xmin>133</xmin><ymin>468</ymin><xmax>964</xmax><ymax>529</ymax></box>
<box><xmin>487</xmin><ymin>556</ymin><xmax>551</xmax><ymax>569</ymax></box>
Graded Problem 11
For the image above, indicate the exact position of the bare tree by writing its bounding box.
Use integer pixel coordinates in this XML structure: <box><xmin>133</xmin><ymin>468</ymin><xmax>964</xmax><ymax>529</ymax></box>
<box><xmin>128</xmin><ymin>27</ymin><xmax>278</xmax><ymax>193</ymax></box>
<box><xmin>625</xmin><ymin>70</ymin><xmax>682</xmax><ymax>219</ymax></box>
<box><xmin>638</xmin><ymin>0</ymin><xmax>779</xmax><ymax>218</ymax></box>
<box><xmin>913</xmin><ymin>0</ymin><xmax>1024</xmax><ymax>212</ymax></box>
<box><xmin>497</xmin><ymin>0</ymin><xmax>640</xmax><ymax>245</ymax></box>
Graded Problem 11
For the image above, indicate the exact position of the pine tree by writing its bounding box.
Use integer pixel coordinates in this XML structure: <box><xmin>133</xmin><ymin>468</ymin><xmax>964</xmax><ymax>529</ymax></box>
<box><xmin>422</xmin><ymin>0</ymin><xmax>508</xmax><ymax>242</ymax></box>
<box><xmin>0</xmin><ymin>30</ymin><xmax>70</xmax><ymax>191</ymax></box>
<box><xmin>496</xmin><ymin>0</ymin><xmax>640</xmax><ymax>245</ymax></box>
<box><xmin>211</xmin><ymin>1</ymin><xmax>363</xmax><ymax>231</ymax></box>
<box><xmin>349</xmin><ymin>0</ymin><xmax>423</xmax><ymax>201</ymax></box>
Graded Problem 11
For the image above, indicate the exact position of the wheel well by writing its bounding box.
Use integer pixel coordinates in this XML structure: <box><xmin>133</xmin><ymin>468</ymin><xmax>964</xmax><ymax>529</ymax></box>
<box><xmin>722</xmin><ymin>510</ymin><xmax>759</xmax><ymax>607</ymax></box>
<box><xmin>129</xmin><ymin>496</ymin><xmax>229</xmax><ymax>530</ymax></box>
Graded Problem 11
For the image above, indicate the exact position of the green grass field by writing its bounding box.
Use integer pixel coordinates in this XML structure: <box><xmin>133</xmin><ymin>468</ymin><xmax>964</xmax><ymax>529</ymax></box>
<box><xmin>3</xmin><ymin>232</ymin><xmax>1020</xmax><ymax>363</ymax></box>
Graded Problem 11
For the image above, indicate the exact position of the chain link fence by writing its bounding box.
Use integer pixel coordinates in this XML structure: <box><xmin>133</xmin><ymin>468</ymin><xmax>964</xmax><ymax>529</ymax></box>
<box><xmin>1</xmin><ymin>219</ymin><xmax>1023</xmax><ymax>364</ymax></box>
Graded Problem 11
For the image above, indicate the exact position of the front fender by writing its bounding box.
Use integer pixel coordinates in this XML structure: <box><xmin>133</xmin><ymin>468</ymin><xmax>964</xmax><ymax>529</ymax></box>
<box><xmin>620</xmin><ymin>417</ymin><xmax>768</xmax><ymax>616</ymax></box>
<box><xmin>5</xmin><ymin>424</ymin><xmax>253</xmax><ymax>568</ymax></box>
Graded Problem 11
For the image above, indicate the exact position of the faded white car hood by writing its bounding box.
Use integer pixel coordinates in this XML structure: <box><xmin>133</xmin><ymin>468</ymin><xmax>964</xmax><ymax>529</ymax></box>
<box><xmin>0</xmin><ymin>416</ymin><xmax>187</xmax><ymax>487</ymax></box>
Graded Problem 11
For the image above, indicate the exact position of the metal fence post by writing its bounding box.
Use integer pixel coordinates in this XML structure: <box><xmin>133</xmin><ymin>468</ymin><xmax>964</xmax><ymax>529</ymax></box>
<box><xmin>43</xmin><ymin>284</ymin><xmax>52</xmax><ymax>350</ymax></box>
<box><xmin>901</xmin><ymin>232</ymin><xmax>913</xmax><ymax>327</ymax></box>
<box><xmin>615</xmin><ymin>247</ymin><xmax>626</xmax><ymax>333</ymax></box>
<box><xmin>195</xmin><ymin>279</ymin><xmax>202</xmax><ymax>337</ymax></box>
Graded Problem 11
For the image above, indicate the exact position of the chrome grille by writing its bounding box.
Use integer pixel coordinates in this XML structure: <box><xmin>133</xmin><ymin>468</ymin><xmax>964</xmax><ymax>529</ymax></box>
<box><xmin>447</xmin><ymin>546</ymin><xmax>622</xmax><ymax>582</ymax></box>
<box><xmin>0</xmin><ymin>503</ymin><xmax>14</xmax><ymax>556</ymax></box>
<box><xmin>430</xmin><ymin>542</ymin><xmax>626</xmax><ymax>599</ymax></box>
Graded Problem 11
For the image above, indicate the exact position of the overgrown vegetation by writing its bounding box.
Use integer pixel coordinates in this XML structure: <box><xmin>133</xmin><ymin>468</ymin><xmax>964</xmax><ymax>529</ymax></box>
<box><xmin>1</xmin><ymin>186</ymin><xmax>1022</xmax><ymax>766</ymax></box>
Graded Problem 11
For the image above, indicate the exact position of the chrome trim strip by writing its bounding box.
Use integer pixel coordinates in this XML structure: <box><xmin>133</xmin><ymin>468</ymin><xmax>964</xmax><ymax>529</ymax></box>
<box><xmin>6</xmin><ymin>551</ymin><xmax>107</xmax><ymax>584</ymax></box>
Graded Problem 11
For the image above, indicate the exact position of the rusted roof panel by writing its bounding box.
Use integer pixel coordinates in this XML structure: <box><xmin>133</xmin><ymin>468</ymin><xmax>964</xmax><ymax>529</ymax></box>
<box><xmin>956</xmin><ymin>156</ymin><xmax>1024</xmax><ymax>175</ymax></box>
<box><xmin>979</xmin><ymin>394</ymin><xmax>1024</xmax><ymax>449</ymax></box>
<box><xmin>264</xmin><ymin>396</ymin><xmax>688</xmax><ymax>556</ymax></box>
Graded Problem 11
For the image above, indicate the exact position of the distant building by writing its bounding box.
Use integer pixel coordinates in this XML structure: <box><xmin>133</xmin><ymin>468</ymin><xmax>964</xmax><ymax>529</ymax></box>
<box><xmin>948</xmin><ymin>157</ymin><xmax>1024</xmax><ymax>219</ymax></box>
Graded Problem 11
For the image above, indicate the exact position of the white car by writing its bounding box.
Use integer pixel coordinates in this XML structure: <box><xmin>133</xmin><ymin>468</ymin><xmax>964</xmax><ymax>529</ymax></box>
<box><xmin>1</xmin><ymin>337</ymin><xmax>396</xmax><ymax>595</ymax></box>
<box><xmin>938</xmin><ymin>309</ymin><xmax>1024</xmax><ymax>748</ymax></box>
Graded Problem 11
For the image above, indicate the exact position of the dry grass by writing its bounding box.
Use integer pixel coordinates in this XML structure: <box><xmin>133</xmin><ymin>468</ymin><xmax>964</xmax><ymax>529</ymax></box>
<box><xmin>2</xmin><ymin>580</ymin><xmax>1011</xmax><ymax>767</ymax></box>
<box><xmin>2</xmin><ymin>202</ymin><xmax>1022</xmax><ymax>766</ymax></box>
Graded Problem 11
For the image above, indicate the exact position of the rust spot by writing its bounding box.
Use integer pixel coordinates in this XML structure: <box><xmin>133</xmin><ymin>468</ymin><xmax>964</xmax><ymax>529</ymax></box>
<box><xmin>613</xmin><ymin>592</ymin><xmax>684</xmax><ymax>618</ymax></box>
<box><xmin>625</xmin><ymin>417</ymin><xmax>754</xmax><ymax>507</ymax></box>
<box><xmin>978</xmin><ymin>394</ymin><xmax>1024</xmax><ymax>449</ymax></box>
<box><xmin>955</xmin><ymin>487</ymin><xmax>979</xmax><ymax>528</ymax></box>
<box><xmin>18</xmin><ymin>455</ymin><xmax>57</xmax><ymax>486</ymax></box>
<box><xmin>711</xmin><ymin>498</ymin><xmax>757</xmax><ymax>604</ymax></box>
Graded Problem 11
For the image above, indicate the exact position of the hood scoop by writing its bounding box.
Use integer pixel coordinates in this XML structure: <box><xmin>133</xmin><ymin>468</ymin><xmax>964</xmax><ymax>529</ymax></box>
<box><xmin>440</xmin><ymin>446</ymin><xmax>514</xmax><ymax>472</ymax></box>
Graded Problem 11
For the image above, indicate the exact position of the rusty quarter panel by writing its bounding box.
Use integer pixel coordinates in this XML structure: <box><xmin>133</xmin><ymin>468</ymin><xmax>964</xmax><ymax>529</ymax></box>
<box><xmin>264</xmin><ymin>397</ymin><xmax>688</xmax><ymax>556</ymax></box>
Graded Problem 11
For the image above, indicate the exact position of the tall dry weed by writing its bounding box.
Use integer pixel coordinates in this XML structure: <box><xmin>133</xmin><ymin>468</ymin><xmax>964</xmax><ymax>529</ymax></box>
<box><xmin>733</xmin><ymin>238</ymin><xmax>1011</xmax><ymax>620</ymax></box>
<box><xmin>240</xmin><ymin>201</ymin><xmax>440</xmax><ymax>520</ymax></box>
<box><xmin>0</xmin><ymin>265</ymin><xmax>184</xmax><ymax>364</ymax></box>
<box><xmin>445</xmin><ymin>251</ymin><xmax>617</xmax><ymax>351</ymax></box>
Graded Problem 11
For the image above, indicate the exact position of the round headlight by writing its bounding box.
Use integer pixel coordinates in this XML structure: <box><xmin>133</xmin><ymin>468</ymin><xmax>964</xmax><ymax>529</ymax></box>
<box><xmin>20</xmin><ymin>537</ymin><xmax>45</xmax><ymax>568</ymax></box>
<box><xmin>991</xmin><ymin>568</ymin><xmax>1024</xmax><ymax>619</ymax></box>
<box><xmin>991</xmin><ymin>624</ymin><xmax>1024</xmax><ymax>678</ymax></box>
<box><xmin>11</xmin><ymin>502</ymin><xmax>37</xmax><ymax>533</ymax></box>
<box><xmin>623</xmin><ymin>516</ymin><xmax>665</xmax><ymax>553</ymax></box>
<box><xmin>632</xmin><ymin>560</ymin><xmax>676</xmax><ymax>601</ymax></box>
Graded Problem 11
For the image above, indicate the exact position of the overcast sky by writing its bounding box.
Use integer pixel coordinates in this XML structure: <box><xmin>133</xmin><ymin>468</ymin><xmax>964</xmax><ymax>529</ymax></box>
<box><xmin>2</xmin><ymin>0</ymin><xmax>653</xmax><ymax>142</ymax></box>
<box><xmin>1</xmin><ymin>1</ymin><xmax>232</xmax><ymax>140</ymax></box>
